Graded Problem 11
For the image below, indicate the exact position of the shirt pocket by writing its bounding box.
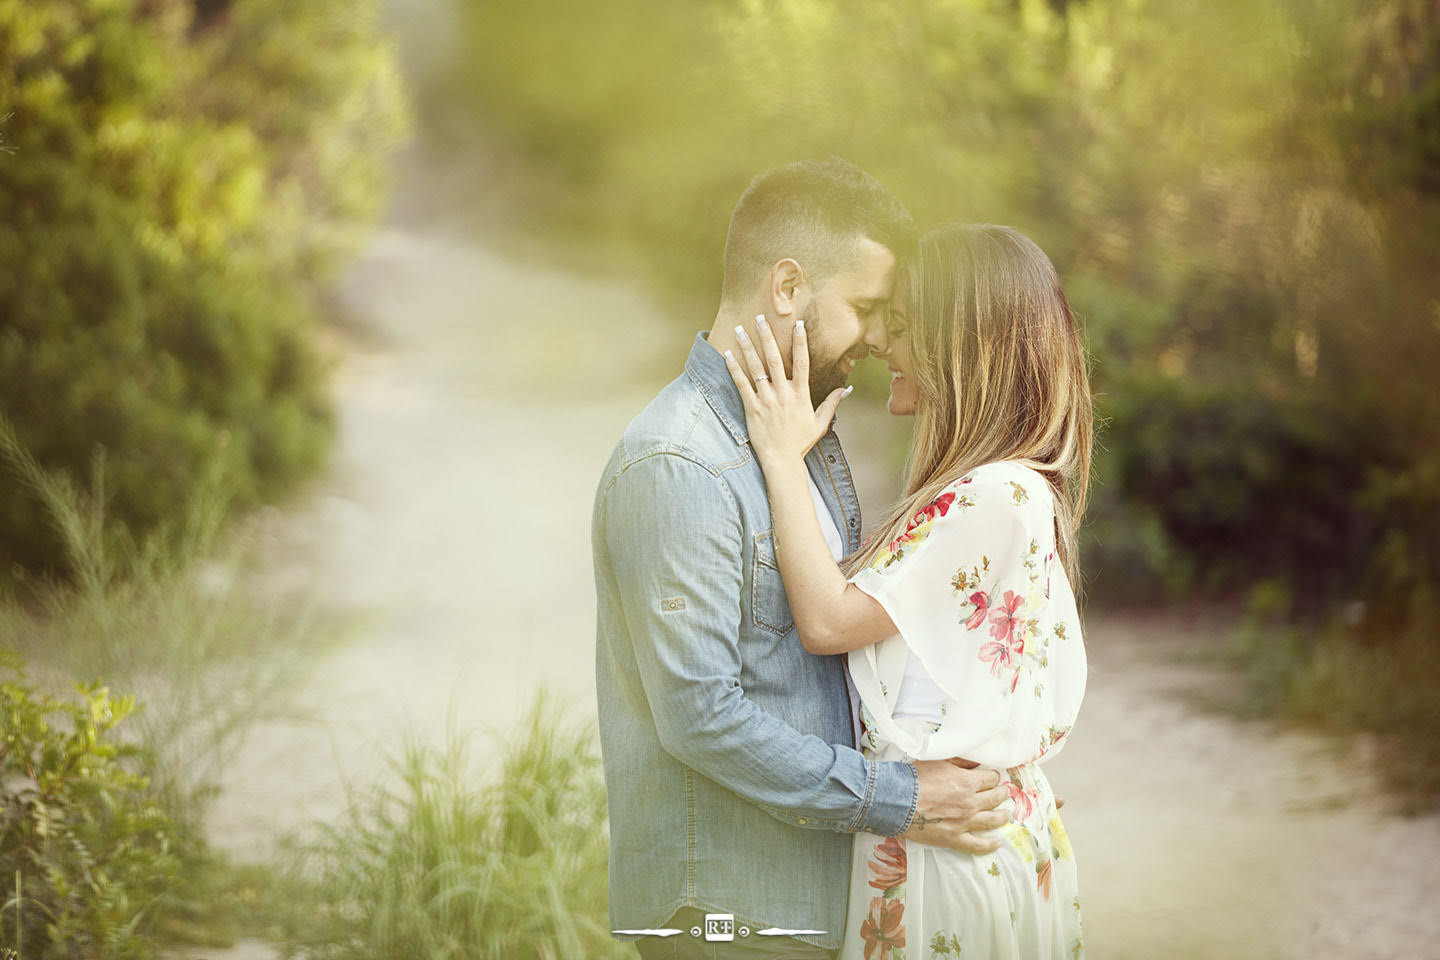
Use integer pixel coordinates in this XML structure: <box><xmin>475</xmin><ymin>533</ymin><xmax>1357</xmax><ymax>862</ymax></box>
<box><xmin>751</xmin><ymin>529</ymin><xmax>794</xmax><ymax>636</ymax></box>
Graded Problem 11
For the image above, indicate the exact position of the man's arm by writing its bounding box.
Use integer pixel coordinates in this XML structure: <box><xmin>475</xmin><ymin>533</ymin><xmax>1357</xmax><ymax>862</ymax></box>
<box><xmin>603</xmin><ymin>451</ymin><xmax>916</xmax><ymax>835</ymax></box>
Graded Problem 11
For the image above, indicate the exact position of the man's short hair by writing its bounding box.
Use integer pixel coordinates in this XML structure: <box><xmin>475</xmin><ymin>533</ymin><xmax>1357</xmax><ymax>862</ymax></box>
<box><xmin>720</xmin><ymin>157</ymin><xmax>916</xmax><ymax>304</ymax></box>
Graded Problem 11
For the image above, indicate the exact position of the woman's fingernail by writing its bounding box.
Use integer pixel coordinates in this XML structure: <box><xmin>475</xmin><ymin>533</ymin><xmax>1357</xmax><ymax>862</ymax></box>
<box><xmin>734</xmin><ymin>325</ymin><xmax>748</xmax><ymax>341</ymax></box>
<box><xmin>724</xmin><ymin>350</ymin><xmax>735</xmax><ymax>362</ymax></box>
<box><xmin>796</xmin><ymin>320</ymin><xmax>805</xmax><ymax>334</ymax></box>
<box><xmin>842</xmin><ymin>385</ymin><xmax>854</xmax><ymax>397</ymax></box>
<box><xmin>755</xmin><ymin>313</ymin><xmax>768</xmax><ymax>327</ymax></box>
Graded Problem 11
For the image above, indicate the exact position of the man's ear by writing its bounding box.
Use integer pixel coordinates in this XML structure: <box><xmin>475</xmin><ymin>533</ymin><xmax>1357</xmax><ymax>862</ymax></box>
<box><xmin>769</xmin><ymin>258</ymin><xmax>806</xmax><ymax>319</ymax></box>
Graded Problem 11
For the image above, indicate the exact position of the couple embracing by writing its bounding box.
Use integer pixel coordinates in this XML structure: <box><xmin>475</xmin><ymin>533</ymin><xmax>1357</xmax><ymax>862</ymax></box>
<box><xmin>593</xmin><ymin>158</ymin><xmax>1093</xmax><ymax>960</ymax></box>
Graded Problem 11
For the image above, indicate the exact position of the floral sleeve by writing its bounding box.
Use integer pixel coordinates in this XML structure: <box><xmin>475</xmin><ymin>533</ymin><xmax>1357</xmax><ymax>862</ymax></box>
<box><xmin>849</xmin><ymin>462</ymin><xmax>1086</xmax><ymax>768</ymax></box>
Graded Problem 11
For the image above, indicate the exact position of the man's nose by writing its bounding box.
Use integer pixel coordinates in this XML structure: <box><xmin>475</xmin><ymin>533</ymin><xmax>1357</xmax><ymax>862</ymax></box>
<box><xmin>865</xmin><ymin>319</ymin><xmax>892</xmax><ymax>357</ymax></box>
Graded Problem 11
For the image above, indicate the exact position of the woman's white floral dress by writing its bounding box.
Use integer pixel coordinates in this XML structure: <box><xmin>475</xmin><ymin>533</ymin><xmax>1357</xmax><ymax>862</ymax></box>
<box><xmin>841</xmin><ymin>461</ymin><xmax>1086</xmax><ymax>960</ymax></box>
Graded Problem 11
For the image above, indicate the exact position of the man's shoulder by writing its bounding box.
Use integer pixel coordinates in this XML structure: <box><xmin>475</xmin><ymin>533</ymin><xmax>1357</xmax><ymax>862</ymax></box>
<box><xmin>608</xmin><ymin>374</ymin><xmax>750</xmax><ymax>481</ymax></box>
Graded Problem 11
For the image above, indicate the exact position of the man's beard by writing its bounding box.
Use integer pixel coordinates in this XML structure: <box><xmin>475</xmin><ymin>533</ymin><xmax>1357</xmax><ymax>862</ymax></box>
<box><xmin>803</xmin><ymin>302</ymin><xmax>854</xmax><ymax>400</ymax></box>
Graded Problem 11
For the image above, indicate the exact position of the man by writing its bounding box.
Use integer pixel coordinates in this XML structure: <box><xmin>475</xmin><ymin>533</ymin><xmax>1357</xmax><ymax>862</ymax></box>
<box><xmin>593</xmin><ymin>158</ymin><xmax>1010</xmax><ymax>960</ymax></box>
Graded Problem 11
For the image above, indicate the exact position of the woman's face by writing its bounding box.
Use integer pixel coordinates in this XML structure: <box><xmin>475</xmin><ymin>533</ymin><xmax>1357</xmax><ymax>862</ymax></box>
<box><xmin>884</xmin><ymin>290</ymin><xmax>918</xmax><ymax>416</ymax></box>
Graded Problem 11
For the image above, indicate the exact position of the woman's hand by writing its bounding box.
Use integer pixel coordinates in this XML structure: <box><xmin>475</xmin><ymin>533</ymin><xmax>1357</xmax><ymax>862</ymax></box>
<box><xmin>723</xmin><ymin>314</ymin><xmax>852</xmax><ymax>469</ymax></box>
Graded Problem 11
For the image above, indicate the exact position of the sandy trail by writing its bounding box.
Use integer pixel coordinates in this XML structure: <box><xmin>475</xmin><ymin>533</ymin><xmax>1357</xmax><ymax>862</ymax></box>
<box><xmin>180</xmin><ymin>217</ymin><xmax>1440</xmax><ymax>960</ymax></box>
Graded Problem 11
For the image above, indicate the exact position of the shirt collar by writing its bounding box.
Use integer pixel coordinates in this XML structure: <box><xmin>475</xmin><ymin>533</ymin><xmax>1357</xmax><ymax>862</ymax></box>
<box><xmin>685</xmin><ymin>331</ymin><xmax>749</xmax><ymax>446</ymax></box>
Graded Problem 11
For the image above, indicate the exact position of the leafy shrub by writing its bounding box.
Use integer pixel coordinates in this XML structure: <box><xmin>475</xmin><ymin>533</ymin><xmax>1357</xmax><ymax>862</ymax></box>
<box><xmin>1085</xmin><ymin>373</ymin><xmax>1382</xmax><ymax>606</ymax></box>
<box><xmin>0</xmin><ymin>650</ymin><xmax>181</xmax><ymax>960</ymax></box>
<box><xmin>0</xmin><ymin>0</ymin><xmax>407</xmax><ymax>584</ymax></box>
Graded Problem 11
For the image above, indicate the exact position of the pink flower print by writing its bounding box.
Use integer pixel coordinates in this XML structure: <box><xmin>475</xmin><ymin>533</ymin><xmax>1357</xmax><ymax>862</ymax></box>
<box><xmin>979</xmin><ymin>591</ymin><xmax>1026</xmax><ymax>688</ymax></box>
<box><xmin>988</xmin><ymin>590</ymin><xmax>1025</xmax><ymax>644</ymax></box>
<box><xmin>1005</xmin><ymin>779</ymin><xmax>1036</xmax><ymax>821</ymax></box>
<box><xmin>978</xmin><ymin>634</ymin><xmax>1023</xmax><ymax>680</ymax></box>
<box><xmin>964</xmin><ymin>591</ymin><xmax>989</xmax><ymax>631</ymax></box>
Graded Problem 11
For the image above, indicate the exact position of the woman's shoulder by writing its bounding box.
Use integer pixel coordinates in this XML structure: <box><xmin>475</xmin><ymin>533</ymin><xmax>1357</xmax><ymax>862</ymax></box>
<box><xmin>944</xmin><ymin>460</ymin><xmax>1053</xmax><ymax>510</ymax></box>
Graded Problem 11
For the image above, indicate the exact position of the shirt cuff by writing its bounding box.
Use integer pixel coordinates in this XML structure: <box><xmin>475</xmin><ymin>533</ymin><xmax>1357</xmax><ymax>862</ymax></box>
<box><xmin>853</xmin><ymin>758</ymin><xmax>919</xmax><ymax>836</ymax></box>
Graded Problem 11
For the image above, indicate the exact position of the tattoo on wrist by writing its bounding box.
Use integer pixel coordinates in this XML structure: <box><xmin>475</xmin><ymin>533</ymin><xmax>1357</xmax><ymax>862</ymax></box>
<box><xmin>912</xmin><ymin>814</ymin><xmax>945</xmax><ymax>830</ymax></box>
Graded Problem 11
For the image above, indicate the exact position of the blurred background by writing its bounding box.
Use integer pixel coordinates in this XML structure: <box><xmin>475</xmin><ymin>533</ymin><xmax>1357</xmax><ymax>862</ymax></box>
<box><xmin>1</xmin><ymin>0</ymin><xmax>1438</xmax><ymax>958</ymax></box>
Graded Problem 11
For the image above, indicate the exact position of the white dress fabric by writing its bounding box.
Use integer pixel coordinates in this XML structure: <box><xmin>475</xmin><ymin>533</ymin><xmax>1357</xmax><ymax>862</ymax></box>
<box><xmin>840</xmin><ymin>461</ymin><xmax>1086</xmax><ymax>960</ymax></box>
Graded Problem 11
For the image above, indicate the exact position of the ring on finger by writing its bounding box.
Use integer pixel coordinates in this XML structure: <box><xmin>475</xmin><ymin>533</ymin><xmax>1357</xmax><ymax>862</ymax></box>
<box><xmin>753</xmin><ymin>374</ymin><xmax>770</xmax><ymax>383</ymax></box>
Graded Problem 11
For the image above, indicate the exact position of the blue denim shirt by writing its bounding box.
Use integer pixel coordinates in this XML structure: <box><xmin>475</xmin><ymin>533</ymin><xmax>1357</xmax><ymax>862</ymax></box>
<box><xmin>593</xmin><ymin>331</ymin><xmax>921</xmax><ymax>950</ymax></box>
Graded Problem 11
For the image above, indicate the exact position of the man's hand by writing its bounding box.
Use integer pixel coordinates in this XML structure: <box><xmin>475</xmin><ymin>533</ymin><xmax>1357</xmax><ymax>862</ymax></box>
<box><xmin>900</xmin><ymin>759</ymin><xmax>1011</xmax><ymax>854</ymax></box>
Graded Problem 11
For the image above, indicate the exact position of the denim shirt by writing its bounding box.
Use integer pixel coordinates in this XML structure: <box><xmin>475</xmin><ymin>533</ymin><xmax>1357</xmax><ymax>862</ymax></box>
<box><xmin>593</xmin><ymin>332</ymin><xmax>920</xmax><ymax>950</ymax></box>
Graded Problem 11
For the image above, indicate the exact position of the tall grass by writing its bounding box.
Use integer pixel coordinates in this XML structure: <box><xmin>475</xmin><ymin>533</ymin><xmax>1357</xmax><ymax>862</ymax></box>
<box><xmin>0</xmin><ymin>412</ymin><xmax>353</xmax><ymax>829</ymax></box>
<box><xmin>269</xmin><ymin>691</ymin><xmax>627</xmax><ymax>960</ymax></box>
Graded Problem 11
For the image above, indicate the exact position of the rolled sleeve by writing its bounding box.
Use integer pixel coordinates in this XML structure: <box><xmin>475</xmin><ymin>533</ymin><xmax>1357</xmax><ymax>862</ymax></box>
<box><xmin>850</xmin><ymin>757</ymin><xmax>919</xmax><ymax>837</ymax></box>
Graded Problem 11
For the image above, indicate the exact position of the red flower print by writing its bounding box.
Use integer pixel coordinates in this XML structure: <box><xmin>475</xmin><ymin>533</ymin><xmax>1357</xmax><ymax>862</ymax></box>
<box><xmin>868</xmin><ymin>836</ymin><xmax>907</xmax><ymax>892</ymax></box>
<box><xmin>1036</xmin><ymin>858</ymin><xmax>1054</xmax><ymax>901</ymax></box>
<box><xmin>880</xmin><ymin>492</ymin><xmax>959</xmax><ymax>559</ymax></box>
<box><xmin>988</xmin><ymin>590</ymin><xmax>1025</xmax><ymax>643</ymax></box>
<box><xmin>860</xmin><ymin>896</ymin><xmax>905</xmax><ymax>960</ymax></box>
<box><xmin>924</xmin><ymin>491</ymin><xmax>957</xmax><ymax>521</ymax></box>
<box><xmin>1005</xmin><ymin>780</ymin><xmax>1036</xmax><ymax>821</ymax></box>
<box><xmin>964</xmin><ymin>591</ymin><xmax>990</xmax><ymax>630</ymax></box>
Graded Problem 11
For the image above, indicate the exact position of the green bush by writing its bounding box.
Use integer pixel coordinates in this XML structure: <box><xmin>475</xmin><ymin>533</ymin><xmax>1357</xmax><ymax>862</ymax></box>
<box><xmin>1085</xmin><ymin>374</ymin><xmax>1383</xmax><ymax>605</ymax></box>
<box><xmin>0</xmin><ymin>649</ymin><xmax>181</xmax><ymax>960</ymax></box>
<box><xmin>0</xmin><ymin>0</ymin><xmax>407</xmax><ymax>584</ymax></box>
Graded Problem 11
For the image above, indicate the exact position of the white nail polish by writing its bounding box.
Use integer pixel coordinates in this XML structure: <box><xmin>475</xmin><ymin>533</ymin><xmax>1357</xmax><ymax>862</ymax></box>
<box><xmin>842</xmin><ymin>385</ymin><xmax>854</xmax><ymax>397</ymax></box>
<box><xmin>755</xmin><ymin>313</ymin><xmax>768</xmax><ymax>326</ymax></box>
<box><xmin>734</xmin><ymin>324</ymin><xmax>747</xmax><ymax>340</ymax></box>
<box><xmin>725</xmin><ymin>350</ymin><xmax>735</xmax><ymax>361</ymax></box>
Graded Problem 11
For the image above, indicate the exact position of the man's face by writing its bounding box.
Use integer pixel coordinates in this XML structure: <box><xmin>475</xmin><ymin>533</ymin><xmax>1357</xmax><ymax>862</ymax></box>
<box><xmin>801</xmin><ymin>237</ymin><xmax>898</xmax><ymax>400</ymax></box>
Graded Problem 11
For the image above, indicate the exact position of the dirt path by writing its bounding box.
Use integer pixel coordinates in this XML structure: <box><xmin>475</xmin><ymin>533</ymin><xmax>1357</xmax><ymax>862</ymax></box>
<box><xmin>1043</xmin><ymin>615</ymin><xmax>1440</xmax><ymax>959</ymax></box>
<box><xmin>182</xmin><ymin>218</ymin><xmax>1440</xmax><ymax>960</ymax></box>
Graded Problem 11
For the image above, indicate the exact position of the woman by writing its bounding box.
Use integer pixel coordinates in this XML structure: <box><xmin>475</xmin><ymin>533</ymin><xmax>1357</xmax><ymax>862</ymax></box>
<box><xmin>722</xmin><ymin>222</ymin><xmax>1093</xmax><ymax>959</ymax></box>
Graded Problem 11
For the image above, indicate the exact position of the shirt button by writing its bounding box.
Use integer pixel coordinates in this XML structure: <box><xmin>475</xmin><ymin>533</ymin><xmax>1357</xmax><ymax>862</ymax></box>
<box><xmin>797</xmin><ymin>817</ymin><xmax>808</xmax><ymax>825</ymax></box>
<box><xmin>827</xmin><ymin>454</ymin><xmax>836</xmax><ymax>463</ymax></box>
<box><xmin>848</xmin><ymin>517</ymin><xmax>857</xmax><ymax>527</ymax></box>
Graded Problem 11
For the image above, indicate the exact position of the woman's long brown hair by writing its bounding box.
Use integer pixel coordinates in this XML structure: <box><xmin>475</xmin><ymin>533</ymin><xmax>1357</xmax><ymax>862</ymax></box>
<box><xmin>842</xmin><ymin>223</ymin><xmax>1094</xmax><ymax>589</ymax></box>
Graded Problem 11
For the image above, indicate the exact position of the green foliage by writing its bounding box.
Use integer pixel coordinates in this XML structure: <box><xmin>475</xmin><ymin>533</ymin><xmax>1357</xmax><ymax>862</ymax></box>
<box><xmin>0</xmin><ymin>650</ymin><xmax>180</xmax><ymax>960</ymax></box>
<box><xmin>0</xmin><ymin>0</ymin><xmax>408</xmax><ymax>583</ymax></box>
<box><xmin>272</xmin><ymin>692</ymin><xmax>626</xmax><ymax>960</ymax></box>
<box><xmin>1087</xmin><ymin>375</ymin><xmax>1381</xmax><ymax>604</ymax></box>
<box><xmin>433</xmin><ymin>0</ymin><xmax>1440</xmax><ymax>624</ymax></box>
